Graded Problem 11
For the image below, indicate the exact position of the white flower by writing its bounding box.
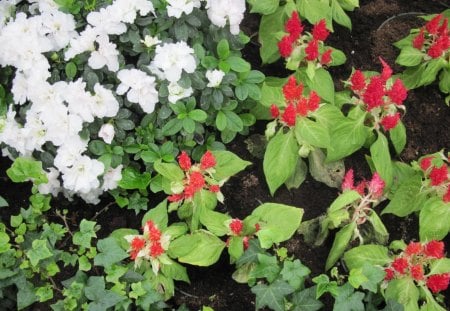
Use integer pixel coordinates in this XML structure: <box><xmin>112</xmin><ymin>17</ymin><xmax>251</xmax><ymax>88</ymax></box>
<box><xmin>141</xmin><ymin>35</ymin><xmax>161</xmax><ymax>48</ymax></box>
<box><xmin>166</xmin><ymin>0</ymin><xmax>201</xmax><ymax>18</ymax></box>
<box><xmin>61</xmin><ymin>155</ymin><xmax>105</xmax><ymax>194</ymax></box>
<box><xmin>63</xmin><ymin>79</ymin><xmax>96</xmax><ymax>122</ymax></box>
<box><xmin>102</xmin><ymin>164</ymin><xmax>123</xmax><ymax>191</ymax></box>
<box><xmin>150</xmin><ymin>41</ymin><xmax>196</xmax><ymax>82</ymax></box>
<box><xmin>206</xmin><ymin>69</ymin><xmax>225</xmax><ymax>88</ymax></box>
<box><xmin>167</xmin><ymin>82</ymin><xmax>193</xmax><ymax>104</ymax></box>
<box><xmin>39</xmin><ymin>10</ymin><xmax>77</xmax><ymax>50</ymax></box>
<box><xmin>116</xmin><ymin>69</ymin><xmax>159</xmax><ymax>113</ymax></box>
<box><xmin>98</xmin><ymin>123</ymin><xmax>115</xmax><ymax>144</ymax></box>
<box><xmin>64</xmin><ymin>25</ymin><xmax>98</xmax><ymax>60</ymax></box>
<box><xmin>91</xmin><ymin>83</ymin><xmax>119</xmax><ymax>118</ymax></box>
<box><xmin>87</xmin><ymin>7</ymin><xmax>127</xmax><ymax>36</ymax></box>
<box><xmin>38</xmin><ymin>168</ymin><xmax>61</xmax><ymax>196</ymax></box>
<box><xmin>54</xmin><ymin>137</ymin><xmax>88</xmax><ymax>170</ymax></box>
<box><xmin>88</xmin><ymin>35</ymin><xmax>120</xmax><ymax>72</ymax></box>
<box><xmin>79</xmin><ymin>188</ymin><xmax>103</xmax><ymax>204</ymax></box>
<box><xmin>206</xmin><ymin>0</ymin><xmax>246</xmax><ymax>35</ymax></box>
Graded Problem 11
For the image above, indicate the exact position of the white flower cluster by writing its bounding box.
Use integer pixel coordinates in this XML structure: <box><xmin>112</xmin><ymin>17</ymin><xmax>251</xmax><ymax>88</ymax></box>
<box><xmin>205</xmin><ymin>0</ymin><xmax>246</xmax><ymax>35</ymax></box>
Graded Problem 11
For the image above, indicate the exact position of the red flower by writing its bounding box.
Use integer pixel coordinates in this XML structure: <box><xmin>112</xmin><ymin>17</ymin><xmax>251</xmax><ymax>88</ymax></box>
<box><xmin>380</xmin><ymin>113</ymin><xmax>400</xmax><ymax>131</ymax></box>
<box><xmin>428</xmin><ymin>39</ymin><xmax>445</xmax><ymax>58</ymax></box>
<box><xmin>243</xmin><ymin>236</ymin><xmax>250</xmax><ymax>250</ymax></box>
<box><xmin>283</xmin><ymin>76</ymin><xmax>303</xmax><ymax>102</ymax></box>
<box><xmin>368</xmin><ymin>172</ymin><xmax>385</xmax><ymax>198</ymax></box>
<box><xmin>307</xmin><ymin>91</ymin><xmax>320</xmax><ymax>112</ymax></box>
<box><xmin>312</xmin><ymin>19</ymin><xmax>330</xmax><ymax>41</ymax></box>
<box><xmin>427</xmin><ymin>273</ymin><xmax>450</xmax><ymax>293</ymax></box>
<box><xmin>285</xmin><ymin>11</ymin><xmax>303</xmax><ymax>41</ymax></box>
<box><xmin>278</xmin><ymin>35</ymin><xmax>294</xmax><ymax>58</ymax></box>
<box><xmin>411</xmin><ymin>264</ymin><xmax>424</xmax><ymax>281</ymax></box>
<box><xmin>130</xmin><ymin>237</ymin><xmax>146</xmax><ymax>260</ymax></box>
<box><xmin>209</xmin><ymin>184</ymin><xmax>220</xmax><ymax>193</ymax></box>
<box><xmin>229</xmin><ymin>219</ymin><xmax>243</xmax><ymax>235</ymax></box>
<box><xmin>392</xmin><ymin>257</ymin><xmax>409</xmax><ymax>274</ymax></box>
<box><xmin>168</xmin><ymin>193</ymin><xmax>183</xmax><ymax>202</ymax></box>
<box><xmin>379</xmin><ymin>57</ymin><xmax>393</xmax><ymax>81</ymax></box>
<box><xmin>420</xmin><ymin>156</ymin><xmax>434</xmax><ymax>171</ymax></box>
<box><xmin>305</xmin><ymin>39</ymin><xmax>319</xmax><ymax>61</ymax></box>
<box><xmin>342</xmin><ymin>169</ymin><xmax>355</xmax><ymax>191</ymax></box>
<box><xmin>443</xmin><ymin>185</ymin><xmax>450</xmax><ymax>203</ymax></box>
<box><xmin>150</xmin><ymin>241</ymin><xmax>164</xmax><ymax>257</ymax></box>
<box><xmin>412</xmin><ymin>28</ymin><xmax>425</xmax><ymax>49</ymax></box>
<box><xmin>387</xmin><ymin>79</ymin><xmax>408</xmax><ymax>105</ymax></box>
<box><xmin>178</xmin><ymin>151</ymin><xmax>191</xmax><ymax>171</ymax></box>
<box><xmin>362</xmin><ymin>76</ymin><xmax>385</xmax><ymax>111</ymax></box>
<box><xmin>350</xmin><ymin>70</ymin><xmax>366</xmax><ymax>92</ymax></box>
<box><xmin>425</xmin><ymin>14</ymin><xmax>443</xmax><ymax>35</ymax></box>
<box><xmin>424</xmin><ymin>240</ymin><xmax>445</xmax><ymax>259</ymax></box>
<box><xmin>270</xmin><ymin>104</ymin><xmax>280</xmax><ymax>118</ymax></box>
<box><xmin>189</xmin><ymin>171</ymin><xmax>206</xmax><ymax>189</ymax></box>
<box><xmin>200</xmin><ymin>151</ymin><xmax>216</xmax><ymax>170</ymax></box>
<box><xmin>320</xmin><ymin>49</ymin><xmax>333</xmax><ymax>65</ymax></box>
<box><xmin>429</xmin><ymin>165</ymin><xmax>448</xmax><ymax>186</ymax></box>
<box><xmin>147</xmin><ymin>222</ymin><xmax>161</xmax><ymax>241</ymax></box>
<box><xmin>384</xmin><ymin>268</ymin><xmax>395</xmax><ymax>281</ymax></box>
<box><xmin>438</xmin><ymin>17</ymin><xmax>449</xmax><ymax>37</ymax></box>
<box><xmin>296</xmin><ymin>98</ymin><xmax>309</xmax><ymax>117</ymax></box>
<box><xmin>405</xmin><ymin>241</ymin><xmax>422</xmax><ymax>256</ymax></box>
<box><xmin>281</xmin><ymin>103</ymin><xmax>297</xmax><ymax>127</ymax></box>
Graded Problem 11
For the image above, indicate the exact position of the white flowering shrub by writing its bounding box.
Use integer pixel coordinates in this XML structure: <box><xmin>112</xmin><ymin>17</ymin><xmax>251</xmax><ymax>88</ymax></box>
<box><xmin>0</xmin><ymin>0</ymin><xmax>263</xmax><ymax>208</ymax></box>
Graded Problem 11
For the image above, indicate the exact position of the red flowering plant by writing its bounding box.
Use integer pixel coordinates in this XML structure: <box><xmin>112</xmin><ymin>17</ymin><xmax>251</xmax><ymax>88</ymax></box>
<box><xmin>262</xmin><ymin>75</ymin><xmax>345</xmax><ymax>195</ymax></box>
<box><xmin>394</xmin><ymin>12</ymin><xmax>450</xmax><ymax>105</ymax></box>
<box><xmin>383</xmin><ymin>150</ymin><xmax>450</xmax><ymax>241</ymax></box>
<box><xmin>313</xmin><ymin>169</ymin><xmax>389</xmax><ymax>270</ymax></box>
<box><xmin>343</xmin><ymin>240</ymin><xmax>450</xmax><ymax>310</ymax></box>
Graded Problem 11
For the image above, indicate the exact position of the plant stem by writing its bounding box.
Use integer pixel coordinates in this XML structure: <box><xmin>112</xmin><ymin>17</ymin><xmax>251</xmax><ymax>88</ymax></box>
<box><xmin>90</xmin><ymin>201</ymin><xmax>115</xmax><ymax>221</ymax></box>
<box><xmin>175</xmin><ymin>287</ymin><xmax>199</xmax><ymax>298</ymax></box>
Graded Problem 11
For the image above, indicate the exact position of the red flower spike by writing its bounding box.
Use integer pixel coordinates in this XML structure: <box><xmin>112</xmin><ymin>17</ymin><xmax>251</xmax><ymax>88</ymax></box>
<box><xmin>281</xmin><ymin>103</ymin><xmax>297</xmax><ymax>127</ymax></box>
<box><xmin>189</xmin><ymin>171</ymin><xmax>206</xmax><ymax>189</ymax></box>
<box><xmin>131</xmin><ymin>237</ymin><xmax>146</xmax><ymax>251</ymax></box>
<box><xmin>387</xmin><ymin>79</ymin><xmax>408</xmax><ymax>105</ymax></box>
<box><xmin>209</xmin><ymin>184</ymin><xmax>220</xmax><ymax>193</ymax></box>
<box><xmin>229</xmin><ymin>219</ymin><xmax>243</xmax><ymax>235</ymax></box>
<box><xmin>312</xmin><ymin>19</ymin><xmax>330</xmax><ymax>41</ymax></box>
<box><xmin>283</xmin><ymin>76</ymin><xmax>303</xmax><ymax>102</ymax></box>
<box><xmin>307</xmin><ymin>91</ymin><xmax>320</xmax><ymax>112</ymax></box>
<box><xmin>296</xmin><ymin>98</ymin><xmax>309</xmax><ymax>117</ymax></box>
<box><xmin>411</xmin><ymin>264</ymin><xmax>425</xmax><ymax>281</ymax></box>
<box><xmin>430</xmin><ymin>165</ymin><xmax>448</xmax><ymax>186</ymax></box>
<box><xmin>368</xmin><ymin>172</ymin><xmax>385</xmax><ymax>198</ymax></box>
<box><xmin>426</xmin><ymin>14</ymin><xmax>443</xmax><ymax>35</ymax></box>
<box><xmin>405</xmin><ymin>242</ymin><xmax>422</xmax><ymax>256</ymax></box>
<box><xmin>428</xmin><ymin>40</ymin><xmax>445</xmax><ymax>58</ymax></box>
<box><xmin>183</xmin><ymin>184</ymin><xmax>196</xmax><ymax>198</ymax></box>
<box><xmin>285</xmin><ymin>11</ymin><xmax>303</xmax><ymax>41</ymax></box>
<box><xmin>342</xmin><ymin>169</ymin><xmax>355</xmax><ymax>191</ymax></box>
<box><xmin>168</xmin><ymin>193</ymin><xmax>184</xmax><ymax>202</ymax></box>
<box><xmin>150</xmin><ymin>241</ymin><xmax>164</xmax><ymax>257</ymax></box>
<box><xmin>350</xmin><ymin>70</ymin><xmax>366</xmax><ymax>92</ymax></box>
<box><xmin>443</xmin><ymin>185</ymin><xmax>450</xmax><ymax>203</ymax></box>
<box><xmin>178</xmin><ymin>151</ymin><xmax>191</xmax><ymax>171</ymax></box>
<box><xmin>305</xmin><ymin>39</ymin><xmax>319</xmax><ymax>61</ymax></box>
<box><xmin>148</xmin><ymin>226</ymin><xmax>161</xmax><ymax>242</ymax></box>
<box><xmin>384</xmin><ymin>268</ymin><xmax>395</xmax><ymax>281</ymax></box>
<box><xmin>243</xmin><ymin>236</ymin><xmax>250</xmax><ymax>250</ymax></box>
<box><xmin>278</xmin><ymin>35</ymin><xmax>294</xmax><ymax>58</ymax></box>
<box><xmin>355</xmin><ymin>182</ymin><xmax>366</xmax><ymax>196</ymax></box>
<box><xmin>438</xmin><ymin>17</ymin><xmax>449</xmax><ymax>37</ymax></box>
<box><xmin>392</xmin><ymin>257</ymin><xmax>409</xmax><ymax>274</ymax></box>
<box><xmin>412</xmin><ymin>28</ymin><xmax>425</xmax><ymax>50</ymax></box>
<box><xmin>420</xmin><ymin>156</ymin><xmax>434</xmax><ymax>171</ymax></box>
<box><xmin>270</xmin><ymin>104</ymin><xmax>280</xmax><ymax>118</ymax></box>
<box><xmin>362</xmin><ymin>76</ymin><xmax>385</xmax><ymax>111</ymax></box>
<box><xmin>424</xmin><ymin>240</ymin><xmax>445</xmax><ymax>259</ymax></box>
<box><xmin>380</xmin><ymin>113</ymin><xmax>400</xmax><ymax>131</ymax></box>
<box><xmin>379</xmin><ymin>57</ymin><xmax>393</xmax><ymax>81</ymax></box>
<box><xmin>427</xmin><ymin>273</ymin><xmax>450</xmax><ymax>293</ymax></box>
<box><xmin>200</xmin><ymin>151</ymin><xmax>216</xmax><ymax>170</ymax></box>
<box><xmin>130</xmin><ymin>249</ymin><xmax>139</xmax><ymax>260</ymax></box>
<box><xmin>320</xmin><ymin>49</ymin><xmax>333</xmax><ymax>65</ymax></box>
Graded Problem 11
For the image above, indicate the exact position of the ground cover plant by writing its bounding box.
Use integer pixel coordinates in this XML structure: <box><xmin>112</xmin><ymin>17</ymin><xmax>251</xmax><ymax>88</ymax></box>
<box><xmin>0</xmin><ymin>0</ymin><xmax>449</xmax><ymax>310</ymax></box>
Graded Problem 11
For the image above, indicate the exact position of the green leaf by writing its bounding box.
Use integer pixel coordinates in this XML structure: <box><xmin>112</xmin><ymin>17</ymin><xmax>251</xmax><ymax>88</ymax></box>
<box><xmin>73</xmin><ymin>219</ymin><xmax>97</xmax><ymax>249</ymax></box>
<box><xmin>370</xmin><ymin>132</ymin><xmax>393</xmax><ymax>189</ymax></box>
<box><xmin>331</xmin><ymin>0</ymin><xmax>352</xmax><ymax>30</ymax></box>
<box><xmin>252</xmin><ymin>280</ymin><xmax>294</xmax><ymax>311</ymax></box>
<box><xmin>84</xmin><ymin>276</ymin><xmax>125</xmax><ymax>311</ymax></box>
<box><xmin>223</xmin><ymin>110</ymin><xmax>244</xmax><ymax>132</ymax></box>
<box><xmin>389</xmin><ymin>121</ymin><xmax>406</xmax><ymax>155</ymax></box>
<box><xmin>428</xmin><ymin>258</ymin><xmax>450</xmax><ymax>275</ymax></box>
<box><xmin>7</xmin><ymin>157</ymin><xmax>48</xmax><ymax>185</ymax></box>
<box><xmin>260</xmin><ymin>79</ymin><xmax>285</xmax><ymax>107</ymax></box>
<box><xmin>419</xmin><ymin>197</ymin><xmax>450</xmax><ymax>241</ymax></box>
<box><xmin>329</xmin><ymin>190</ymin><xmax>361</xmax><ymax>212</ymax></box>
<box><xmin>228</xmin><ymin>236</ymin><xmax>244</xmax><ymax>262</ymax></box>
<box><xmin>211</xmin><ymin>150</ymin><xmax>251</xmax><ymax>181</ymax></box>
<box><xmin>385</xmin><ymin>278</ymin><xmax>419</xmax><ymax>311</ymax></box>
<box><xmin>199</xmin><ymin>208</ymin><xmax>231</xmax><ymax>236</ymax></box>
<box><xmin>333</xmin><ymin>283</ymin><xmax>365</xmax><ymax>311</ymax></box>
<box><xmin>216</xmin><ymin>39</ymin><xmax>230</xmax><ymax>60</ymax></box>
<box><xmin>65</xmin><ymin>62</ymin><xmax>77</xmax><ymax>79</ymax></box>
<box><xmin>26</xmin><ymin>239</ymin><xmax>53</xmax><ymax>266</ymax></box>
<box><xmin>259</xmin><ymin>7</ymin><xmax>285</xmax><ymax>64</ymax></box>
<box><xmin>295</xmin><ymin>118</ymin><xmax>330</xmax><ymax>148</ymax></box>
<box><xmin>382</xmin><ymin>176</ymin><xmax>423</xmax><ymax>216</ymax></box>
<box><xmin>17</xmin><ymin>278</ymin><xmax>37</xmax><ymax>310</ymax></box>
<box><xmin>78</xmin><ymin>255</ymin><xmax>91</xmax><ymax>271</ymax></box>
<box><xmin>297</xmin><ymin>0</ymin><xmax>332</xmax><ymax>26</ymax></box>
<box><xmin>245</xmin><ymin>70</ymin><xmax>266</xmax><ymax>84</ymax></box>
<box><xmin>162</xmin><ymin>118</ymin><xmax>183</xmax><ymax>135</ymax></box>
<box><xmin>367</xmin><ymin>212</ymin><xmax>389</xmax><ymax>242</ymax></box>
<box><xmin>248</xmin><ymin>0</ymin><xmax>279</xmax><ymax>14</ymax></box>
<box><xmin>302</xmin><ymin>68</ymin><xmax>335</xmax><ymax>104</ymax></box>
<box><xmin>308</xmin><ymin>148</ymin><xmax>345</xmax><ymax>188</ymax></box>
<box><xmin>161</xmin><ymin>259</ymin><xmax>190</xmax><ymax>283</ymax></box>
<box><xmin>280</xmin><ymin>259</ymin><xmax>311</xmax><ymax>290</ymax></box>
<box><xmin>291</xmin><ymin>286</ymin><xmax>323</xmax><ymax>311</ymax></box>
<box><xmin>343</xmin><ymin>245</ymin><xmax>390</xmax><ymax>271</ymax></box>
<box><xmin>118</xmin><ymin>167</ymin><xmax>151</xmax><ymax>190</ymax></box>
<box><xmin>395</xmin><ymin>46</ymin><xmax>424</xmax><ymax>66</ymax></box>
<box><xmin>142</xmin><ymin>199</ymin><xmax>169</xmax><ymax>229</ymax></box>
<box><xmin>154</xmin><ymin>161</ymin><xmax>184</xmax><ymax>182</ymax></box>
<box><xmin>419</xmin><ymin>58</ymin><xmax>446</xmax><ymax>86</ymax></box>
<box><xmin>264</xmin><ymin>130</ymin><xmax>299</xmax><ymax>195</ymax></box>
<box><xmin>182</xmin><ymin>117</ymin><xmax>196</xmax><ymax>133</ymax></box>
<box><xmin>235</xmin><ymin>84</ymin><xmax>249</xmax><ymax>100</ymax></box>
<box><xmin>250</xmin><ymin>254</ymin><xmax>281</xmax><ymax>283</ymax></box>
<box><xmin>94</xmin><ymin>237</ymin><xmax>129</xmax><ymax>269</ymax></box>
<box><xmin>0</xmin><ymin>196</ymin><xmax>7</xmax><ymax>208</ymax></box>
<box><xmin>349</xmin><ymin>263</ymin><xmax>385</xmax><ymax>293</ymax></box>
<box><xmin>227</xmin><ymin>56</ymin><xmax>250</xmax><ymax>73</ymax></box>
<box><xmin>188</xmin><ymin>109</ymin><xmax>207</xmax><ymax>122</ymax></box>
<box><xmin>285</xmin><ymin>158</ymin><xmax>308</xmax><ymax>190</ymax></box>
<box><xmin>168</xmin><ymin>230</ymin><xmax>225</xmax><ymax>266</ymax></box>
<box><xmin>216</xmin><ymin>111</ymin><xmax>227</xmax><ymax>131</ymax></box>
<box><xmin>326</xmin><ymin>222</ymin><xmax>356</xmax><ymax>270</ymax></box>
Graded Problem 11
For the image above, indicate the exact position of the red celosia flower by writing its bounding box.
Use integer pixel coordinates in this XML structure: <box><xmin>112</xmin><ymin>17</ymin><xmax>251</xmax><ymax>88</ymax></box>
<box><xmin>168</xmin><ymin>193</ymin><xmax>184</xmax><ymax>202</ymax></box>
<box><xmin>147</xmin><ymin>223</ymin><xmax>161</xmax><ymax>241</ymax></box>
<box><xmin>428</xmin><ymin>39</ymin><xmax>445</xmax><ymax>58</ymax></box>
<box><xmin>354</xmin><ymin>182</ymin><xmax>366</xmax><ymax>196</ymax></box>
<box><xmin>362</xmin><ymin>76</ymin><xmax>385</xmax><ymax>111</ymax></box>
<box><xmin>183</xmin><ymin>184</ymin><xmax>196</xmax><ymax>198</ymax></box>
<box><xmin>350</xmin><ymin>70</ymin><xmax>366</xmax><ymax>92</ymax></box>
<box><xmin>178</xmin><ymin>151</ymin><xmax>191</xmax><ymax>171</ymax></box>
<box><xmin>443</xmin><ymin>185</ymin><xmax>450</xmax><ymax>203</ymax></box>
<box><xmin>296</xmin><ymin>98</ymin><xmax>309</xmax><ymax>117</ymax></box>
<box><xmin>270</xmin><ymin>104</ymin><xmax>280</xmax><ymax>118</ymax></box>
<box><xmin>283</xmin><ymin>76</ymin><xmax>303</xmax><ymax>102</ymax></box>
<box><xmin>392</xmin><ymin>257</ymin><xmax>409</xmax><ymax>274</ymax></box>
<box><xmin>420</xmin><ymin>156</ymin><xmax>434</xmax><ymax>171</ymax></box>
<box><xmin>380</xmin><ymin>113</ymin><xmax>400</xmax><ymax>131</ymax></box>
<box><xmin>405</xmin><ymin>241</ymin><xmax>422</xmax><ymax>256</ymax></box>
<box><xmin>131</xmin><ymin>237</ymin><xmax>145</xmax><ymax>251</ymax></box>
<box><xmin>200</xmin><ymin>151</ymin><xmax>216</xmax><ymax>170</ymax></box>
<box><xmin>342</xmin><ymin>169</ymin><xmax>355</xmax><ymax>191</ymax></box>
<box><xmin>307</xmin><ymin>91</ymin><xmax>320</xmax><ymax>112</ymax></box>
<box><xmin>209</xmin><ymin>184</ymin><xmax>220</xmax><ymax>193</ymax></box>
<box><xmin>427</xmin><ymin>273</ymin><xmax>450</xmax><ymax>293</ymax></box>
<box><xmin>412</xmin><ymin>28</ymin><xmax>425</xmax><ymax>49</ymax></box>
<box><xmin>379</xmin><ymin>57</ymin><xmax>393</xmax><ymax>81</ymax></box>
<box><xmin>438</xmin><ymin>17</ymin><xmax>449</xmax><ymax>37</ymax></box>
<box><xmin>243</xmin><ymin>236</ymin><xmax>250</xmax><ymax>250</ymax></box>
<box><xmin>229</xmin><ymin>219</ymin><xmax>243</xmax><ymax>235</ymax></box>
<box><xmin>384</xmin><ymin>268</ymin><xmax>395</xmax><ymax>281</ymax></box>
<box><xmin>426</xmin><ymin>14</ymin><xmax>443</xmax><ymax>35</ymax></box>
<box><xmin>281</xmin><ymin>103</ymin><xmax>297</xmax><ymax>126</ymax></box>
<box><xmin>424</xmin><ymin>240</ymin><xmax>445</xmax><ymax>259</ymax></box>
<box><xmin>278</xmin><ymin>35</ymin><xmax>294</xmax><ymax>58</ymax></box>
<box><xmin>320</xmin><ymin>49</ymin><xmax>333</xmax><ymax>65</ymax></box>
<box><xmin>150</xmin><ymin>241</ymin><xmax>164</xmax><ymax>257</ymax></box>
<box><xmin>285</xmin><ymin>11</ymin><xmax>303</xmax><ymax>41</ymax></box>
<box><xmin>312</xmin><ymin>19</ymin><xmax>330</xmax><ymax>41</ymax></box>
<box><xmin>411</xmin><ymin>264</ymin><xmax>425</xmax><ymax>281</ymax></box>
<box><xmin>305</xmin><ymin>39</ymin><xmax>319</xmax><ymax>61</ymax></box>
<box><xmin>368</xmin><ymin>172</ymin><xmax>385</xmax><ymax>198</ymax></box>
<box><xmin>387</xmin><ymin>79</ymin><xmax>408</xmax><ymax>105</ymax></box>
<box><xmin>189</xmin><ymin>171</ymin><xmax>206</xmax><ymax>189</ymax></box>
<box><xmin>429</xmin><ymin>165</ymin><xmax>448</xmax><ymax>186</ymax></box>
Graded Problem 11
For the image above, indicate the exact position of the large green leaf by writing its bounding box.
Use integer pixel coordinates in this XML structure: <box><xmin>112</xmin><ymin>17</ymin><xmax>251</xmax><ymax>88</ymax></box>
<box><xmin>199</xmin><ymin>208</ymin><xmax>231</xmax><ymax>236</ymax></box>
<box><xmin>385</xmin><ymin>278</ymin><xmax>419</xmax><ymax>311</ymax></box>
<box><xmin>248</xmin><ymin>0</ymin><xmax>279</xmax><ymax>14</ymax></box>
<box><xmin>141</xmin><ymin>199</ymin><xmax>168</xmax><ymax>229</ymax></box>
<box><xmin>252</xmin><ymin>280</ymin><xmax>294</xmax><ymax>311</ymax></box>
<box><xmin>329</xmin><ymin>190</ymin><xmax>361</xmax><ymax>213</ymax></box>
<box><xmin>285</xmin><ymin>158</ymin><xmax>308</xmax><ymax>190</ymax></box>
<box><xmin>301</xmin><ymin>68</ymin><xmax>335</xmax><ymax>104</ymax></box>
<box><xmin>419</xmin><ymin>198</ymin><xmax>450</xmax><ymax>241</ymax></box>
<box><xmin>333</xmin><ymin>283</ymin><xmax>365</xmax><ymax>311</ymax></box>
<box><xmin>118</xmin><ymin>167</ymin><xmax>151</xmax><ymax>190</ymax></box>
<box><xmin>291</xmin><ymin>286</ymin><xmax>323</xmax><ymax>311</ymax></box>
<box><xmin>84</xmin><ymin>276</ymin><xmax>125</xmax><ymax>311</ymax></box>
<box><xmin>260</xmin><ymin>81</ymin><xmax>285</xmax><ymax>107</ymax></box>
<box><xmin>389</xmin><ymin>121</ymin><xmax>406</xmax><ymax>155</ymax></box>
<box><xmin>153</xmin><ymin>161</ymin><xmax>184</xmax><ymax>182</ymax></box>
<box><xmin>395</xmin><ymin>46</ymin><xmax>424</xmax><ymax>66</ymax></box>
<box><xmin>343</xmin><ymin>244</ymin><xmax>390</xmax><ymax>271</ymax></box>
<box><xmin>308</xmin><ymin>148</ymin><xmax>345</xmax><ymax>188</ymax></box>
<box><xmin>212</xmin><ymin>150</ymin><xmax>251</xmax><ymax>181</ymax></box>
<box><xmin>94</xmin><ymin>237</ymin><xmax>129</xmax><ymax>269</ymax></box>
<box><xmin>326</xmin><ymin>222</ymin><xmax>356</xmax><ymax>270</ymax></box>
<box><xmin>7</xmin><ymin>157</ymin><xmax>48</xmax><ymax>185</ymax></box>
<box><xmin>259</xmin><ymin>7</ymin><xmax>286</xmax><ymax>64</ymax></box>
<box><xmin>263</xmin><ymin>130</ymin><xmax>299</xmax><ymax>195</ymax></box>
<box><xmin>382</xmin><ymin>176</ymin><xmax>423</xmax><ymax>216</ymax></box>
<box><xmin>370</xmin><ymin>132</ymin><xmax>393</xmax><ymax>189</ymax></box>
<box><xmin>26</xmin><ymin>239</ymin><xmax>53</xmax><ymax>266</ymax></box>
<box><xmin>331</xmin><ymin>0</ymin><xmax>352</xmax><ymax>30</ymax></box>
<box><xmin>297</xmin><ymin>0</ymin><xmax>332</xmax><ymax>27</ymax></box>
<box><xmin>295</xmin><ymin>118</ymin><xmax>330</xmax><ymax>148</ymax></box>
<box><xmin>428</xmin><ymin>258</ymin><xmax>450</xmax><ymax>275</ymax></box>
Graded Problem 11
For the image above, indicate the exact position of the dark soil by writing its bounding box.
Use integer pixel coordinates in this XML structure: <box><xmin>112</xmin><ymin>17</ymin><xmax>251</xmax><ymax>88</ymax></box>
<box><xmin>1</xmin><ymin>0</ymin><xmax>449</xmax><ymax>310</ymax></box>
